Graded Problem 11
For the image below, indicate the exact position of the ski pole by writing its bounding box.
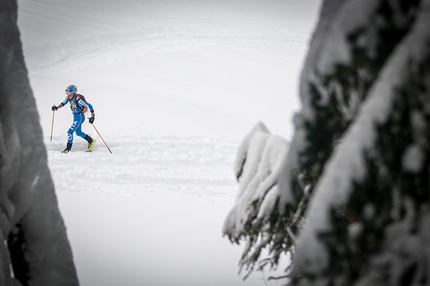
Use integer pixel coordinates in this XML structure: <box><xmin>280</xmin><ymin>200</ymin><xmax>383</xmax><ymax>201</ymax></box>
<box><xmin>50</xmin><ymin>110</ymin><xmax>55</xmax><ymax>141</ymax></box>
<box><xmin>91</xmin><ymin>123</ymin><xmax>113</xmax><ymax>154</ymax></box>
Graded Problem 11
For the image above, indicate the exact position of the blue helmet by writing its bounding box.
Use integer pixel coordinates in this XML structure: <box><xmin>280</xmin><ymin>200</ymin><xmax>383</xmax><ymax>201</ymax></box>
<box><xmin>65</xmin><ymin>84</ymin><xmax>77</xmax><ymax>94</ymax></box>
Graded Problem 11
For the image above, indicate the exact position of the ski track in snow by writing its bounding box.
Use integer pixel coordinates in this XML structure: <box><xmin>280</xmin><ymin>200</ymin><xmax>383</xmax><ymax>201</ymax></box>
<box><xmin>19</xmin><ymin>0</ymin><xmax>310</xmax><ymax>73</ymax></box>
<box><xmin>28</xmin><ymin>33</ymin><xmax>307</xmax><ymax>73</ymax></box>
<box><xmin>47</xmin><ymin>135</ymin><xmax>238</xmax><ymax>203</ymax></box>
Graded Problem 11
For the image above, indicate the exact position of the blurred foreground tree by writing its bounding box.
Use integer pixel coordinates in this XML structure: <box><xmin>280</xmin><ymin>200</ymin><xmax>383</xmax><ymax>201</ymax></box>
<box><xmin>0</xmin><ymin>0</ymin><xmax>79</xmax><ymax>285</ymax></box>
<box><xmin>223</xmin><ymin>0</ymin><xmax>430</xmax><ymax>285</ymax></box>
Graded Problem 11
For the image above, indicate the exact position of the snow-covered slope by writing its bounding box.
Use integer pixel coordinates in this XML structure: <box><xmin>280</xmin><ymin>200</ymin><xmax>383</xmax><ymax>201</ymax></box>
<box><xmin>19</xmin><ymin>0</ymin><xmax>320</xmax><ymax>141</ymax></box>
<box><xmin>17</xmin><ymin>0</ymin><xmax>321</xmax><ymax>285</ymax></box>
<box><xmin>48</xmin><ymin>135</ymin><xmax>236</xmax><ymax>200</ymax></box>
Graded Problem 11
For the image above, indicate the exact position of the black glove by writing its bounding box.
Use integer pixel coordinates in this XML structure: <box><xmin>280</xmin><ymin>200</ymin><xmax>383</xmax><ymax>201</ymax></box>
<box><xmin>52</xmin><ymin>105</ymin><xmax>58</xmax><ymax>111</ymax></box>
<box><xmin>89</xmin><ymin>116</ymin><xmax>95</xmax><ymax>124</ymax></box>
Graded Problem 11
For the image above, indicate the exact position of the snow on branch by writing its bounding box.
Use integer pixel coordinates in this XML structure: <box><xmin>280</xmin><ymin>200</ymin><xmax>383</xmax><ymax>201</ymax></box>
<box><xmin>223</xmin><ymin>122</ymin><xmax>295</xmax><ymax>273</ymax></box>
<box><xmin>224</xmin><ymin>122</ymin><xmax>292</xmax><ymax>240</ymax></box>
<box><xmin>292</xmin><ymin>0</ymin><xmax>430</xmax><ymax>278</ymax></box>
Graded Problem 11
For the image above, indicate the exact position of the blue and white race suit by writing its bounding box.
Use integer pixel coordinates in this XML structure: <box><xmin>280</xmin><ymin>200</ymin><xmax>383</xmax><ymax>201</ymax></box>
<box><xmin>61</xmin><ymin>94</ymin><xmax>94</xmax><ymax>144</ymax></box>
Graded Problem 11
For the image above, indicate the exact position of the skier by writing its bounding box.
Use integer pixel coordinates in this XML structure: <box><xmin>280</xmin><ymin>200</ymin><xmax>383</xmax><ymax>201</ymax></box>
<box><xmin>52</xmin><ymin>84</ymin><xmax>96</xmax><ymax>153</ymax></box>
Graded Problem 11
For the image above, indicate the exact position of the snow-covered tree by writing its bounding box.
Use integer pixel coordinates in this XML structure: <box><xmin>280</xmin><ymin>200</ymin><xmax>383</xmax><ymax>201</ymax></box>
<box><xmin>223</xmin><ymin>122</ymin><xmax>293</xmax><ymax>277</ymax></box>
<box><xmin>224</xmin><ymin>0</ymin><xmax>430</xmax><ymax>285</ymax></box>
<box><xmin>0</xmin><ymin>1</ymin><xmax>79</xmax><ymax>285</ymax></box>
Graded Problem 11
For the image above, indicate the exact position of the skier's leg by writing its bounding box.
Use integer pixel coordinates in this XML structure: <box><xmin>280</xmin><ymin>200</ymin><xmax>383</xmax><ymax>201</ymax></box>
<box><xmin>63</xmin><ymin>118</ymin><xmax>78</xmax><ymax>153</ymax></box>
<box><xmin>75</xmin><ymin>114</ymin><xmax>96</xmax><ymax>150</ymax></box>
<box><xmin>75</xmin><ymin>113</ymin><xmax>87</xmax><ymax>138</ymax></box>
<box><xmin>67</xmin><ymin>127</ymin><xmax>74</xmax><ymax>144</ymax></box>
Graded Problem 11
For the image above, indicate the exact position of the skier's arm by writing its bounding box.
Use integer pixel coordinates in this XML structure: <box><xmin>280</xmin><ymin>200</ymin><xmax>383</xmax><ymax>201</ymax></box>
<box><xmin>51</xmin><ymin>103</ymin><xmax>64</xmax><ymax>111</ymax></box>
<box><xmin>78</xmin><ymin>98</ymin><xmax>95</xmax><ymax>123</ymax></box>
<box><xmin>79</xmin><ymin>99</ymin><xmax>95</xmax><ymax>116</ymax></box>
<box><xmin>87</xmin><ymin>102</ymin><xmax>95</xmax><ymax>123</ymax></box>
<box><xmin>87</xmin><ymin>102</ymin><xmax>95</xmax><ymax>116</ymax></box>
<box><xmin>52</xmin><ymin>97</ymin><xmax>68</xmax><ymax>110</ymax></box>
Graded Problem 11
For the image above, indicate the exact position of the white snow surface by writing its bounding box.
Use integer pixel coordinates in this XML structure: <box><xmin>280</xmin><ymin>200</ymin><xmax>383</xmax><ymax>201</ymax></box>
<box><xmin>17</xmin><ymin>0</ymin><xmax>321</xmax><ymax>285</ymax></box>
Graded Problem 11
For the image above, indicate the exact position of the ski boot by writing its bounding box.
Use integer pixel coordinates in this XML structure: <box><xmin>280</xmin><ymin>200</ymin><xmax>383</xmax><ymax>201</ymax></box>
<box><xmin>62</xmin><ymin>143</ymin><xmax>72</xmax><ymax>153</ymax></box>
<box><xmin>86</xmin><ymin>136</ymin><xmax>96</xmax><ymax>151</ymax></box>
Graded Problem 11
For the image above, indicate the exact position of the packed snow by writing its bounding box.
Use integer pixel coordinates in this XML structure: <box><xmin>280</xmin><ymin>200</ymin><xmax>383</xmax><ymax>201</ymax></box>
<box><xmin>17</xmin><ymin>0</ymin><xmax>321</xmax><ymax>285</ymax></box>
